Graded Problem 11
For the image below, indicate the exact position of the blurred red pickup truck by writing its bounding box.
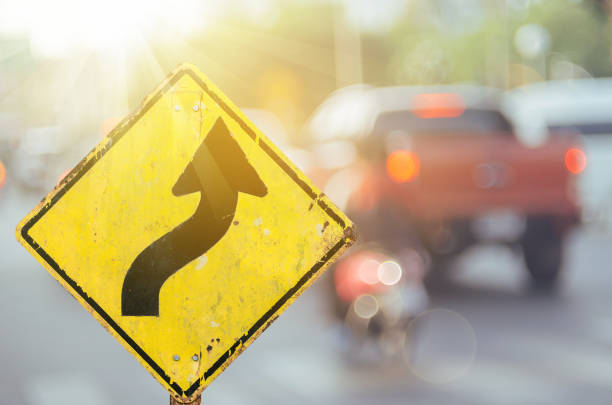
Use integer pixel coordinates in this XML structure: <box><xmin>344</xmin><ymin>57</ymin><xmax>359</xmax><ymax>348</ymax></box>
<box><xmin>304</xmin><ymin>85</ymin><xmax>583</xmax><ymax>289</ymax></box>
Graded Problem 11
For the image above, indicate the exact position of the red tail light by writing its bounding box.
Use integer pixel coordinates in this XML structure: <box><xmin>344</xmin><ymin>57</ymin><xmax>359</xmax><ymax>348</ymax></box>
<box><xmin>412</xmin><ymin>93</ymin><xmax>465</xmax><ymax>118</ymax></box>
<box><xmin>0</xmin><ymin>160</ymin><xmax>5</xmax><ymax>190</ymax></box>
<box><xmin>386</xmin><ymin>150</ymin><xmax>420</xmax><ymax>183</ymax></box>
<box><xmin>565</xmin><ymin>147</ymin><xmax>586</xmax><ymax>174</ymax></box>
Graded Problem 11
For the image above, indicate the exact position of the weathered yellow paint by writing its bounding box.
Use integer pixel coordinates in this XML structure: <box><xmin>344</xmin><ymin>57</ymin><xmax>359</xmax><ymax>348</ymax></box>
<box><xmin>16</xmin><ymin>64</ymin><xmax>355</xmax><ymax>403</ymax></box>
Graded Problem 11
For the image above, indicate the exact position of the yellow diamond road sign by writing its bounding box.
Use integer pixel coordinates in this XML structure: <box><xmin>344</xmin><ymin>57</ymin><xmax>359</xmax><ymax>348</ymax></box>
<box><xmin>16</xmin><ymin>63</ymin><xmax>355</xmax><ymax>402</ymax></box>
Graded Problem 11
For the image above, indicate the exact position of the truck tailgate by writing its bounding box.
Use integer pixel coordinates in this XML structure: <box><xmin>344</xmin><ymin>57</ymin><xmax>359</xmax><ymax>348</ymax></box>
<box><xmin>403</xmin><ymin>132</ymin><xmax>579</xmax><ymax>220</ymax></box>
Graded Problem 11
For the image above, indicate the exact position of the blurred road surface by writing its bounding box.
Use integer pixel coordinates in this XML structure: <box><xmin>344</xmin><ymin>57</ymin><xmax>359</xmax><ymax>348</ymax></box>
<box><xmin>2</xmin><ymin>182</ymin><xmax>612</xmax><ymax>405</ymax></box>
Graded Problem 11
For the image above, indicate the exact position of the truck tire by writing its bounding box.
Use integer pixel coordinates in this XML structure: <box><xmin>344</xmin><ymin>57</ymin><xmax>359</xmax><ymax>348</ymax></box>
<box><xmin>521</xmin><ymin>217</ymin><xmax>563</xmax><ymax>290</ymax></box>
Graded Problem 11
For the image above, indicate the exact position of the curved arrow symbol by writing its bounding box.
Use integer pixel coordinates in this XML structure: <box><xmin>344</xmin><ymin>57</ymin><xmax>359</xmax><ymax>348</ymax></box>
<box><xmin>121</xmin><ymin>118</ymin><xmax>267</xmax><ymax>316</ymax></box>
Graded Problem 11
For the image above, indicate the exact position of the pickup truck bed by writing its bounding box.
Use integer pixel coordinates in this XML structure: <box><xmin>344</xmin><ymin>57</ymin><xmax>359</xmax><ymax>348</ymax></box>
<box><xmin>393</xmin><ymin>132</ymin><xmax>580</xmax><ymax>221</ymax></box>
<box><xmin>308</xmin><ymin>85</ymin><xmax>582</xmax><ymax>289</ymax></box>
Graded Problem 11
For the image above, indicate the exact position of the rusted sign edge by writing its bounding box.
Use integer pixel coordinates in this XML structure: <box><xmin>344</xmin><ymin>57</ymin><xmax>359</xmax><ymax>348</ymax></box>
<box><xmin>15</xmin><ymin>63</ymin><xmax>356</xmax><ymax>403</ymax></box>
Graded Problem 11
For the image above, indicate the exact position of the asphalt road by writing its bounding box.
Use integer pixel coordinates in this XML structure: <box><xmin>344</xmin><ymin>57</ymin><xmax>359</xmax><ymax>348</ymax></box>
<box><xmin>2</xmin><ymin>182</ymin><xmax>612</xmax><ymax>405</ymax></box>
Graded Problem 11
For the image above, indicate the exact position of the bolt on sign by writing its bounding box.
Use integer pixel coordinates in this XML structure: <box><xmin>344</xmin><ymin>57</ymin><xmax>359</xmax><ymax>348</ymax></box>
<box><xmin>16</xmin><ymin>63</ymin><xmax>355</xmax><ymax>403</ymax></box>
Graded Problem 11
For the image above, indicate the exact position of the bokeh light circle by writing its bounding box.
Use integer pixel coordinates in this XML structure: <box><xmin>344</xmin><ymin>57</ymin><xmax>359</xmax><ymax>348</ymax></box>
<box><xmin>406</xmin><ymin>308</ymin><xmax>477</xmax><ymax>384</ymax></box>
<box><xmin>377</xmin><ymin>260</ymin><xmax>402</xmax><ymax>286</ymax></box>
<box><xmin>358</xmin><ymin>259</ymin><xmax>381</xmax><ymax>285</ymax></box>
<box><xmin>353</xmin><ymin>294</ymin><xmax>379</xmax><ymax>319</ymax></box>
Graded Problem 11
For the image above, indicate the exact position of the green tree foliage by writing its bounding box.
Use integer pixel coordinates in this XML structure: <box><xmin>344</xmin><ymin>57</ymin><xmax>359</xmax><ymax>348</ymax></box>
<box><xmin>370</xmin><ymin>0</ymin><xmax>612</xmax><ymax>86</ymax></box>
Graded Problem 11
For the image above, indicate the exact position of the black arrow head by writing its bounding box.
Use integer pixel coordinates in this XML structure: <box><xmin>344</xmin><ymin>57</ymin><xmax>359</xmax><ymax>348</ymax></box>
<box><xmin>172</xmin><ymin>118</ymin><xmax>267</xmax><ymax>198</ymax></box>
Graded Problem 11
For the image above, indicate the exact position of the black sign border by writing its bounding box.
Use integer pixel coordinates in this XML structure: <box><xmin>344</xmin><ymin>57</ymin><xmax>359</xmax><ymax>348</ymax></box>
<box><xmin>19</xmin><ymin>66</ymin><xmax>351</xmax><ymax>399</ymax></box>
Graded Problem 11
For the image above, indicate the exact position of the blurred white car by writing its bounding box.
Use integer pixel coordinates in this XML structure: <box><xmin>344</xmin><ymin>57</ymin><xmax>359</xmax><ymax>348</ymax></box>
<box><xmin>505</xmin><ymin>79</ymin><xmax>612</xmax><ymax>226</ymax></box>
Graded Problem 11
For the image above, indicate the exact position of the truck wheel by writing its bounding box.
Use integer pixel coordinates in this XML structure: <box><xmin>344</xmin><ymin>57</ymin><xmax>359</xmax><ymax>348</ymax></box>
<box><xmin>521</xmin><ymin>217</ymin><xmax>563</xmax><ymax>290</ymax></box>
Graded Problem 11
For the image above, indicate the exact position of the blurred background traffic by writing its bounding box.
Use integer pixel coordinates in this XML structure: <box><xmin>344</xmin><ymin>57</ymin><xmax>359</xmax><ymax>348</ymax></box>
<box><xmin>2</xmin><ymin>0</ymin><xmax>612</xmax><ymax>404</ymax></box>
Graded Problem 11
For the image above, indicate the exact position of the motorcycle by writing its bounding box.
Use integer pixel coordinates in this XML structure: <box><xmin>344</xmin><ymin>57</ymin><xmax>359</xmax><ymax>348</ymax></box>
<box><xmin>330</xmin><ymin>244</ymin><xmax>429</xmax><ymax>360</ymax></box>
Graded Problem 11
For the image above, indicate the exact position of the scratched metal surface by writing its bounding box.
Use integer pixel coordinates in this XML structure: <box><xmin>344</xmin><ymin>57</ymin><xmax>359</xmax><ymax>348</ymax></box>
<box><xmin>16</xmin><ymin>64</ymin><xmax>355</xmax><ymax>403</ymax></box>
